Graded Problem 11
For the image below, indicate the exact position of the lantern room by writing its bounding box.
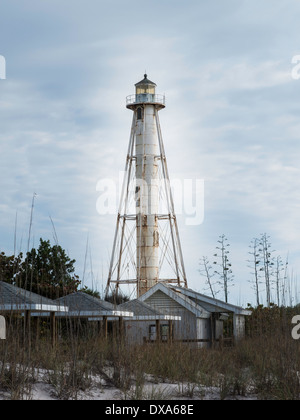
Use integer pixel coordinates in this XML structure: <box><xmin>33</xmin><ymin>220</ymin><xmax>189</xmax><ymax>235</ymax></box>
<box><xmin>126</xmin><ymin>74</ymin><xmax>165</xmax><ymax>109</ymax></box>
<box><xmin>135</xmin><ymin>74</ymin><xmax>156</xmax><ymax>95</ymax></box>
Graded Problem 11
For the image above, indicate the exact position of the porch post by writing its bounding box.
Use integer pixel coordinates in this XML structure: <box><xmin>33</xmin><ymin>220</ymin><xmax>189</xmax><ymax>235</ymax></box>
<box><xmin>168</xmin><ymin>320</ymin><xmax>173</xmax><ymax>343</ymax></box>
<box><xmin>156</xmin><ymin>319</ymin><xmax>161</xmax><ymax>342</ymax></box>
<box><xmin>103</xmin><ymin>316</ymin><xmax>108</xmax><ymax>339</ymax></box>
<box><xmin>50</xmin><ymin>312</ymin><xmax>56</xmax><ymax>347</ymax></box>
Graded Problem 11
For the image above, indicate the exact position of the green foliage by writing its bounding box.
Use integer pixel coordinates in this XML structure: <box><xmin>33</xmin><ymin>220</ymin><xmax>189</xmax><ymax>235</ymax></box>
<box><xmin>245</xmin><ymin>303</ymin><xmax>300</xmax><ymax>338</ymax></box>
<box><xmin>79</xmin><ymin>287</ymin><xmax>100</xmax><ymax>298</ymax></box>
<box><xmin>1</xmin><ymin>239</ymin><xmax>80</xmax><ymax>299</ymax></box>
<box><xmin>105</xmin><ymin>292</ymin><xmax>130</xmax><ymax>305</ymax></box>
<box><xmin>20</xmin><ymin>238</ymin><xmax>80</xmax><ymax>299</ymax></box>
<box><xmin>0</xmin><ymin>252</ymin><xmax>23</xmax><ymax>283</ymax></box>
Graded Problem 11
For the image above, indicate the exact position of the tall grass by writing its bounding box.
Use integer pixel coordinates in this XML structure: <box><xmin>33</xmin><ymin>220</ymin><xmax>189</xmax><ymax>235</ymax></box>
<box><xmin>1</xmin><ymin>308</ymin><xmax>300</xmax><ymax>400</ymax></box>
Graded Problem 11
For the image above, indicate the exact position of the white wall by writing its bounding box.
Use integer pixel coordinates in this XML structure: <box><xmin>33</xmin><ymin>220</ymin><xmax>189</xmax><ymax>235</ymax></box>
<box><xmin>233</xmin><ymin>314</ymin><xmax>246</xmax><ymax>341</ymax></box>
<box><xmin>196</xmin><ymin>318</ymin><xmax>210</xmax><ymax>348</ymax></box>
<box><xmin>124</xmin><ymin>320</ymin><xmax>153</xmax><ymax>345</ymax></box>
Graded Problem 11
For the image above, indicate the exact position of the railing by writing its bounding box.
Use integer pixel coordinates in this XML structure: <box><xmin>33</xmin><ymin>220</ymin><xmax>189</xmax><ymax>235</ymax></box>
<box><xmin>126</xmin><ymin>94</ymin><xmax>166</xmax><ymax>106</ymax></box>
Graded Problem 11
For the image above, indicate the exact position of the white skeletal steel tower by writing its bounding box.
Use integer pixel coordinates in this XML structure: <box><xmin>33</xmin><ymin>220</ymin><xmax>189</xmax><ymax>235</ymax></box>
<box><xmin>106</xmin><ymin>75</ymin><xmax>187</xmax><ymax>298</ymax></box>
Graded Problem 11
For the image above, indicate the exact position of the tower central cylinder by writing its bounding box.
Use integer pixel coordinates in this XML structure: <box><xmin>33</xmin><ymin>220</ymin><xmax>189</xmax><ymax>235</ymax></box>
<box><xmin>136</xmin><ymin>104</ymin><xmax>160</xmax><ymax>296</ymax></box>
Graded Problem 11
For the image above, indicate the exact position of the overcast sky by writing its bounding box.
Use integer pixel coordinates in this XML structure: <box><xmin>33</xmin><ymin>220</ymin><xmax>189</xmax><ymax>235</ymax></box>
<box><xmin>1</xmin><ymin>0</ymin><xmax>300</xmax><ymax>305</ymax></box>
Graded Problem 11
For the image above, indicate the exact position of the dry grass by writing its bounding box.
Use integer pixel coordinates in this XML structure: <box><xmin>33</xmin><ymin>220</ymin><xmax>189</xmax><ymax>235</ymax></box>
<box><xmin>0</xmin><ymin>309</ymin><xmax>300</xmax><ymax>400</ymax></box>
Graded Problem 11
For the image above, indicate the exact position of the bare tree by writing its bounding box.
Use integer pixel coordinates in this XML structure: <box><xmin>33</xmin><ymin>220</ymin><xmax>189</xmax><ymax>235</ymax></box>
<box><xmin>213</xmin><ymin>234</ymin><xmax>234</xmax><ymax>303</ymax></box>
<box><xmin>274</xmin><ymin>256</ymin><xmax>283</xmax><ymax>306</ymax></box>
<box><xmin>274</xmin><ymin>255</ymin><xmax>289</xmax><ymax>307</ymax></box>
<box><xmin>248</xmin><ymin>238</ymin><xmax>262</xmax><ymax>307</ymax></box>
<box><xmin>199</xmin><ymin>256</ymin><xmax>218</xmax><ymax>298</ymax></box>
<box><xmin>258</xmin><ymin>233</ymin><xmax>275</xmax><ymax>308</ymax></box>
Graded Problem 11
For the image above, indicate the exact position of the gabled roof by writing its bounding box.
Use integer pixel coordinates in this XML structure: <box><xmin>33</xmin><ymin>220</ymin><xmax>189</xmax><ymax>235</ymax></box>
<box><xmin>119</xmin><ymin>299</ymin><xmax>162</xmax><ymax>316</ymax></box>
<box><xmin>56</xmin><ymin>292</ymin><xmax>114</xmax><ymax>311</ymax></box>
<box><xmin>139</xmin><ymin>283</ymin><xmax>211</xmax><ymax>319</ymax></box>
<box><xmin>0</xmin><ymin>281</ymin><xmax>67</xmax><ymax>312</ymax></box>
<box><xmin>171</xmin><ymin>286</ymin><xmax>251</xmax><ymax>316</ymax></box>
<box><xmin>118</xmin><ymin>299</ymin><xmax>180</xmax><ymax>321</ymax></box>
<box><xmin>139</xmin><ymin>283</ymin><xmax>251</xmax><ymax>317</ymax></box>
<box><xmin>55</xmin><ymin>292</ymin><xmax>133</xmax><ymax>318</ymax></box>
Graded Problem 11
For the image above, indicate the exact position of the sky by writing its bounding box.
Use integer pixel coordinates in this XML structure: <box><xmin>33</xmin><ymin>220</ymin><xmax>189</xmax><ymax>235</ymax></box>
<box><xmin>0</xmin><ymin>0</ymin><xmax>300</xmax><ymax>306</ymax></box>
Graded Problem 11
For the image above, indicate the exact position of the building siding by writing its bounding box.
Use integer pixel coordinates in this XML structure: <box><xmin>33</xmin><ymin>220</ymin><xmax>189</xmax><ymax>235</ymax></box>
<box><xmin>144</xmin><ymin>290</ymin><xmax>197</xmax><ymax>341</ymax></box>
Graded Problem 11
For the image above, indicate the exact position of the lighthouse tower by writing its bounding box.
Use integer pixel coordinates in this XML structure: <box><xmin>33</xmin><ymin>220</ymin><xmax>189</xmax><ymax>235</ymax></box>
<box><xmin>105</xmin><ymin>75</ymin><xmax>187</xmax><ymax>299</ymax></box>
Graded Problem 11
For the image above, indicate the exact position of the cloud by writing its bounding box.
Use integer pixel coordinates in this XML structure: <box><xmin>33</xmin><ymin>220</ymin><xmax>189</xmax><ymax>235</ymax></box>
<box><xmin>1</xmin><ymin>0</ymin><xmax>300</xmax><ymax>304</ymax></box>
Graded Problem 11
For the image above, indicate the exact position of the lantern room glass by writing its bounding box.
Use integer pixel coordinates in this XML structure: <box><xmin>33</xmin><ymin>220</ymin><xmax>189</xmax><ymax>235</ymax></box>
<box><xmin>136</xmin><ymin>84</ymin><xmax>156</xmax><ymax>95</ymax></box>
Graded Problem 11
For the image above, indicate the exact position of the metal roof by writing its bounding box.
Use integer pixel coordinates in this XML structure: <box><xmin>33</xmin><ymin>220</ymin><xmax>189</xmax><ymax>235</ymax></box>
<box><xmin>0</xmin><ymin>281</ymin><xmax>67</xmax><ymax>312</ymax></box>
<box><xmin>55</xmin><ymin>292</ymin><xmax>133</xmax><ymax>318</ymax></box>
<box><xmin>139</xmin><ymin>283</ymin><xmax>251</xmax><ymax>317</ymax></box>
<box><xmin>170</xmin><ymin>285</ymin><xmax>252</xmax><ymax>316</ymax></box>
<box><xmin>118</xmin><ymin>299</ymin><xmax>181</xmax><ymax>321</ymax></box>
<box><xmin>139</xmin><ymin>283</ymin><xmax>210</xmax><ymax>318</ymax></box>
<box><xmin>135</xmin><ymin>74</ymin><xmax>156</xmax><ymax>87</ymax></box>
<box><xmin>119</xmin><ymin>299</ymin><xmax>162</xmax><ymax>316</ymax></box>
<box><xmin>56</xmin><ymin>292</ymin><xmax>114</xmax><ymax>311</ymax></box>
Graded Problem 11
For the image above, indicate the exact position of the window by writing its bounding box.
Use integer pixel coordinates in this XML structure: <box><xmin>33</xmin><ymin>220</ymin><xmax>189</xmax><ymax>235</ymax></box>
<box><xmin>136</xmin><ymin>86</ymin><xmax>155</xmax><ymax>95</ymax></box>
<box><xmin>137</xmin><ymin>107</ymin><xmax>143</xmax><ymax>120</ymax></box>
<box><xmin>149</xmin><ymin>325</ymin><xmax>156</xmax><ymax>341</ymax></box>
<box><xmin>149</xmin><ymin>324</ymin><xmax>170</xmax><ymax>342</ymax></box>
<box><xmin>161</xmin><ymin>325</ymin><xmax>169</xmax><ymax>342</ymax></box>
